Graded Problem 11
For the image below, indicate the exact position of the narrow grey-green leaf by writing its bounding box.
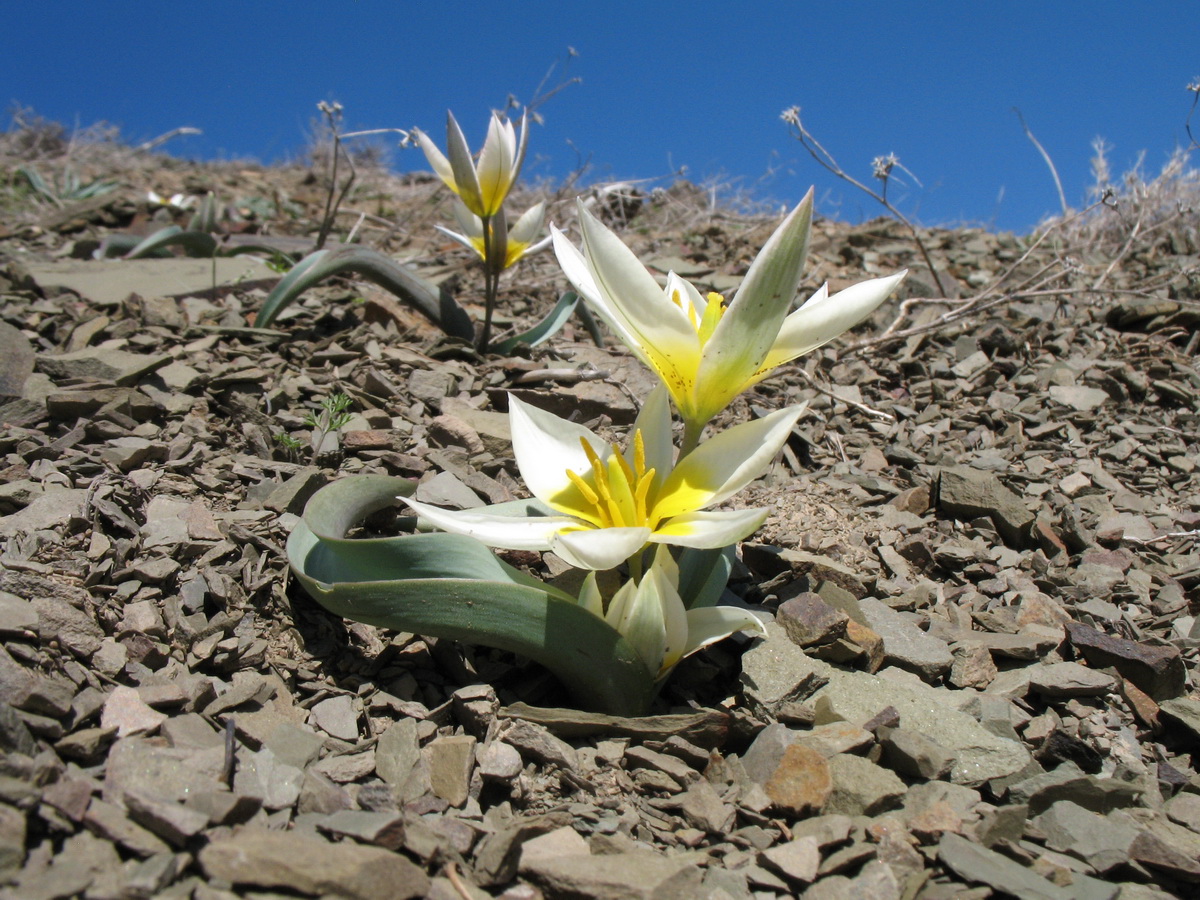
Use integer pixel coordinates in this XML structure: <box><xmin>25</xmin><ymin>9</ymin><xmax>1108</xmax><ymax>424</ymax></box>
<box><xmin>252</xmin><ymin>245</ymin><xmax>474</xmax><ymax>341</ymax></box>
<box><xmin>287</xmin><ymin>475</ymin><xmax>654</xmax><ymax>715</ymax></box>
<box><xmin>124</xmin><ymin>227</ymin><xmax>219</xmax><ymax>259</ymax></box>
<box><xmin>492</xmin><ymin>292</ymin><xmax>579</xmax><ymax>354</ymax></box>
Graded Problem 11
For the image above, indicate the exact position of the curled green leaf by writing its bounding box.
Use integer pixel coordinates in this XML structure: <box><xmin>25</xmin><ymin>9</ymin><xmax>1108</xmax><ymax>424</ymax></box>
<box><xmin>491</xmin><ymin>291</ymin><xmax>580</xmax><ymax>354</ymax></box>
<box><xmin>287</xmin><ymin>474</ymin><xmax>654</xmax><ymax>715</ymax></box>
<box><xmin>253</xmin><ymin>245</ymin><xmax>474</xmax><ymax>342</ymax></box>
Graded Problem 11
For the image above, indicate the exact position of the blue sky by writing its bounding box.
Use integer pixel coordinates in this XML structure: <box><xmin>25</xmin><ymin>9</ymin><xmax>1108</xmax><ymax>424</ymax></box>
<box><xmin>5</xmin><ymin>1</ymin><xmax>1197</xmax><ymax>233</ymax></box>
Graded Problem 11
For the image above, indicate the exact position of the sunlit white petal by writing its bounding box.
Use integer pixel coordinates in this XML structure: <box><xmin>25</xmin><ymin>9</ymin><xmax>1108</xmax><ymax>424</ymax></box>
<box><xmin>508</xmin><ymin>396</ymin><xmax>605</xmax><ymax>507</ymax></box>
<box><xmin>649</xmin><ymin>507</ymin><xmax>769</xmax><ymax>548</ymax></box>
<box><xmin>551</xmin><ymin>526</ymin><xmax>651</xmax><ymax>570</ymax></box>
<box><xmin>760</xmin><ymin>271</ymin><xmax>906</xmax><ymax>372</ymax></box>
<box><xmin>657</xmin><ymin>404</ymin><xmax>804</xmax><ymax>518</ymax></box>
<box><xmin>402</xmin><ymin>497</ymin><xmax>572</xmax><ymax>550</ymax></box>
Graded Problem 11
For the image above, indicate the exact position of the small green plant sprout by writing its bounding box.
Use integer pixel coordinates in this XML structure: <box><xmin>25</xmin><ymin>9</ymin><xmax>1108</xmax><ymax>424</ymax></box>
<box><xmin>304</xmin><ymin>392</ymin><xmax>354</xmax><ymax>461</ymax></box>
<box><xmin>286</xmin><ymin>190</ymin><xmax>900</xmax><ymax>715</ymax></box>
<box><xmin>274</xmin><ymin>432</ymin><xmax>305</xmax><ymax>461</ymax></box>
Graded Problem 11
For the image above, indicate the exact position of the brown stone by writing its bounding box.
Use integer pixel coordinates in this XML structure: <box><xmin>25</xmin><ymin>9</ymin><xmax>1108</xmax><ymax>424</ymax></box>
<box><xmin>1065</xmin><ymin>621</ymin><xmax>1186</xmax><ymax>701</ymax></box>
<box><xmin>764</xmin><ymin>743</ymin><xmax>833</xmax><ymax>816</ymax></box>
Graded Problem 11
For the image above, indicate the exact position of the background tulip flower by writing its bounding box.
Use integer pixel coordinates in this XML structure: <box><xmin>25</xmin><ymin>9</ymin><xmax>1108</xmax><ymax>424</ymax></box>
<box><xmin>436</xmin><ymin>200</ymin><xmax>551</xmax><ymax>271</ymax></box>
<box><xmin>413</xmin><ymin>110</ymin><xmax>527</xmax><ymax>219</ymax></box>
<box><xmin>402</xmin><ymin>386</ymin><xmax>806</xmax><ymax>571</ymax></box>
<box><xmin>413</xmin><ymin>109</ymin><xmax>531</xmax><ymax>351</ymax></box>
<box><xmin>553</xmin><ymin>190</ymin><xmax>906</xmax><ymax>449</ymax></box>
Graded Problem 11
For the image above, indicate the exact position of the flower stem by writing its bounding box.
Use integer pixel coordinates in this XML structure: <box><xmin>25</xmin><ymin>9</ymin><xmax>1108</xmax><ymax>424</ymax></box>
<box><xmin>479</xmin><ymin>214</ymin><xmax>498</xmax><ymax>352</ymax></box>
<box><xmin>679</xmin><ymin>418</ymin><xmax>706</xmax><ymax>458</ymax></box>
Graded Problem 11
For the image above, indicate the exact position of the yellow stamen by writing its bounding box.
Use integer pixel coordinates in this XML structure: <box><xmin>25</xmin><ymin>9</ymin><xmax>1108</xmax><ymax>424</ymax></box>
<box><xmin>697</xmin><ymin>292</ymin><xmax>726</xmax><ymax>344</ymax></box>
<box><xmin>561</xmin><ymin>430</ymin><xmax>661</xmax><ymax>531</ymax></box>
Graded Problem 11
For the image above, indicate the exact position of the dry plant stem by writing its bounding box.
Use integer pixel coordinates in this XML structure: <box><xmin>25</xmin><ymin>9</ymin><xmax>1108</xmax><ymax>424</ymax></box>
<box><xmin>796</xmin><ymin>370</ymin><xmax>894</xmax><ymax>421</ymax></box>
<box><xmin>785</xmin><ymin>115</ymin><xmax>944</xmax><ymax>297</ymax></box>
<box><xmin>1015</xmin><ymin>108</ymin><xmax>1068</xmax><ymax>216</ymax></box>
<box><xmin>849</xmin><ymin>200</ymin><xmax>1104</xmax><ymax>354</ymax></box>
<box><xmin>314</xmin><ymin>133</ymin><xmax>356</xmax><ymax>252</ymax></box>
<box><xmin>135</xmin><ymin>126</ymin><xmax>202</xmax><ymax>153</ymax></box>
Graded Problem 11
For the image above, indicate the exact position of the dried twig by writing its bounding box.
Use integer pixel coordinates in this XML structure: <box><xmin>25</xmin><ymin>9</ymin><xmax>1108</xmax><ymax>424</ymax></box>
<box><xmin>135</xmin><ymin>126</ymin><xmax>202</xmax><ymax>153</ymax></box>
<box><xmin>1015</xmin><ymin>108</ymin><xmax>1068</xmax><ymax>216</ymax></box>
<box><xmin>796</xmin><ymin>369</ymin><xmax>894</xmax><ymax>421</ymax></box>
<box><xmin>780</xmin><ymin>106</ymin><xmax>943</xmax><ymax>296</ymax></box>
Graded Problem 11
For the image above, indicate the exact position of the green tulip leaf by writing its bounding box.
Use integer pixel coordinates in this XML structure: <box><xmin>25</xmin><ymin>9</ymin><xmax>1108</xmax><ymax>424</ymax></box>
<box><xmin>492</xmin><ymin>291</ymin><xmax>580</xmax><ymax>354</ymax></box>
<box><xmin>287</xmin><ymin>474</ymin><xmax>654</xmax><ymax>715</ymax></box>
<box><xmin>253</xmin><ymin>245</ymin><xmax>475</xmax><ymax>342</ymax></box>
<box><xmin>124</xmin><ymin>226</ymin><xmax>220</xmax><ymax>259</ymax></box>
<box><xmin>676</xmin><ymin>545</ymin><xmax>735</xmax><ymax>610</ymax></box>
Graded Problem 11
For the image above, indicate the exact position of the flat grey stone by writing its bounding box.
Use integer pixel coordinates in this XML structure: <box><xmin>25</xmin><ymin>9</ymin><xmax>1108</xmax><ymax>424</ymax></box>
<box><xmin>0</xmin><ymin>591</ymin><xmax>38</xmax><ymax>636</ymax></box>
<box><xmin>939</xmin><ymin>832</ymin><xmax>1070</xmax><ymax>900</ymax></box>
<box><xmin>234</xmin><ymin>746</ymin><xmax>304</xmax><ymax>810</ymax></box>
<box><xmin>415</xmin><ymin>470</ymin><xmax>485</xmax><ymax>509</ymax></box>
<box><xmin>311</xmin><ymin>694</ymin><xmax>359</xmax><ymax>741</ymax></box>
<box><xmin>1028</xmin><ymin>661</ymin><xmax>1116</xmax><ymax>698</ymax></box>
<box><xmin>521</xmin><ymin>849</ymin><xmax>704</xmax><ymax>900</ymax></box>
<box><xmin>38</xmin><ymin>345</ymin><xmax>172</xmax><ymax>385</ymax></box>
<box><xmin>858</xmin><ymin>598</ymin><xmax>953</xmax><ymax>679</ymax></box>
<box><xmin>0</xmin><ymin>488</ymin><xmax>88</xmax><ymax>538</ymax></box>
<box><xmin>824</xmin><ymin>754</ymin><xmax>906</xmax><ymax>816</ymax></box>
<box><xmin>200</xmin><ymin>828</ymin><xmax>429</xmax><ymax>900</ymax></box>
<box><xmin>1049</xmin><ymin>385</ymin><xmax>1110</xmax><ymax>411</ymax></box>
<box><xmin>742</xmin><ymin>624</ymin><xmax>1029</xmax><ymax>786</ymax></box>
<box><xmin>1159</xmin><ymin>697</ymin><xmax>1200</xmax><ymax>741</ymax></box>
<box><xmin>1034</xmin><ymin>800</ymin><xmax>1137</xmax><ymax>873</ymax></box>
<box><xmin>376</xmin><ymin>717</ymin><xmax>421</xmax><ymax>787</ymax></box>
<box><xmin>936</xmin><ymin>465</ymin><xmax>1034</xmax><ymax>545</ymax></box>
<box><xmin>424</xmin><ymin>734</ymin><xmax>476</xmax><ymax>807</ymax></box>
<box><xmin>0</xmin><ymin>321</ymin><xmax>34</xmax><ymax>401</ymax></box>
<box><xmin>21</xmin><ymin>256</ymin><xmax>277</xmax><ymax>307</ymax></box>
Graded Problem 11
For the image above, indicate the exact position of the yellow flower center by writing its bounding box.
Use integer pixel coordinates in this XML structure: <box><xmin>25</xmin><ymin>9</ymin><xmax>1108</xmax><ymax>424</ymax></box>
<box><xmin>669</xmin><ymin>289</ymin><xmax>727</xmax><ymax>345</ymax></box>
<box><xmin>563</xmin><ymin>430</ymin><xmax>660</xmax><ymax>530</ymax></box>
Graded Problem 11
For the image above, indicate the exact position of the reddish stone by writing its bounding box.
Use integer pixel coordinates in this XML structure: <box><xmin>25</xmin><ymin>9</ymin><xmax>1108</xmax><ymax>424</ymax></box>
<box><xmin>764</xmin><ymin>743</ymin><xmax>833</xmax><ymax>817</ymax></box>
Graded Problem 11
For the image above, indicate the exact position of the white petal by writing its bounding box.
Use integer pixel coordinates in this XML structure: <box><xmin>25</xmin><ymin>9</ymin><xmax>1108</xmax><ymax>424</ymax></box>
<box><xmin>681</xmin><ymin>606</ymin><xmax>767</xmax><ymax>660</ymax></box>
<box><xmin>551</xmin><ymin>526</ymin><xmax>651</xmax><ymax>570</ymax></box>
<box><xmin>629</xmin><ymin>385</ymin><xmax>673</xmax><ymax>484</ymax></box>
<box><xmin>508</xmin><ymin>395</ymin><xmax>607</xmax><ymax>507</ymax></box>
<box><xmin>649</xmin><ymin>547</ymin><xmax>689</xmax><ymax>673</ymax></box>
<box><xmin>477</xmin><ymin>112</ymin><xmax>514</xmax><ymax>215</ymax></box>
<box><xmin>450</xmin><ymin>200</ymin><xmax>483</xmax><ymax>238</ymax></box>
<box><xmin>401</xmin><ymin>497</ymin><xmax>570</xmax><ymax>551</ymax></box>
<box><xmin>577</xmin><ymin>571</ymin><xmax>605</xmax><ymax>617</ymax></box>
<box><xmin>553</xmin><ymin>226</ymin><xmax>662</xmax><ymax>375</ymax></box>
<box><xmin>413</xmin><ymin>128</ymin><xmax>456</xmax><ymax>193</ymax></box>
<box><xmin>656</xmin><ymin>404</ymin><xmax>805</xmax><ymax>518</ymax></box>
<box><xmin>508</xmin><ymin>202</ymin><xmax>545</xmax><ymax>244</ymax></box>
<box><xmin>692</xmin><ymin>192</ymin><xmax>813</xmax><ymax>419</ymax></box>
<box><xmin>662</xmin><ymin>272</ymin><xmax>709</xmax><ymax>330</ymax></box>
<box><xmin>761</xmin><ymin>271</ymin><xmax>906</xmax><ymax>371</ymax></box>
<box><xmin>434</xmin><ymin>225</ymin><xmax>480</xmax><ymax>257</ymax></box>
<box><xmin>605</xmin><ymin>568</ymin><xmax>666</xmax><ymax>678</ymax></box>
<box><xmin>444</xmin><ymin>111</ymin><xmax>483</xmax><ymax>215</ymax></box>
<box><xmin>576</xmin><ymin>203</ymin><xmax>699</xmax><ymax>355</ymax></box>
<box><xmin>650</xmin><ymin>507</ymin><xmax>769</xmax><ymax>548</ymax></box>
